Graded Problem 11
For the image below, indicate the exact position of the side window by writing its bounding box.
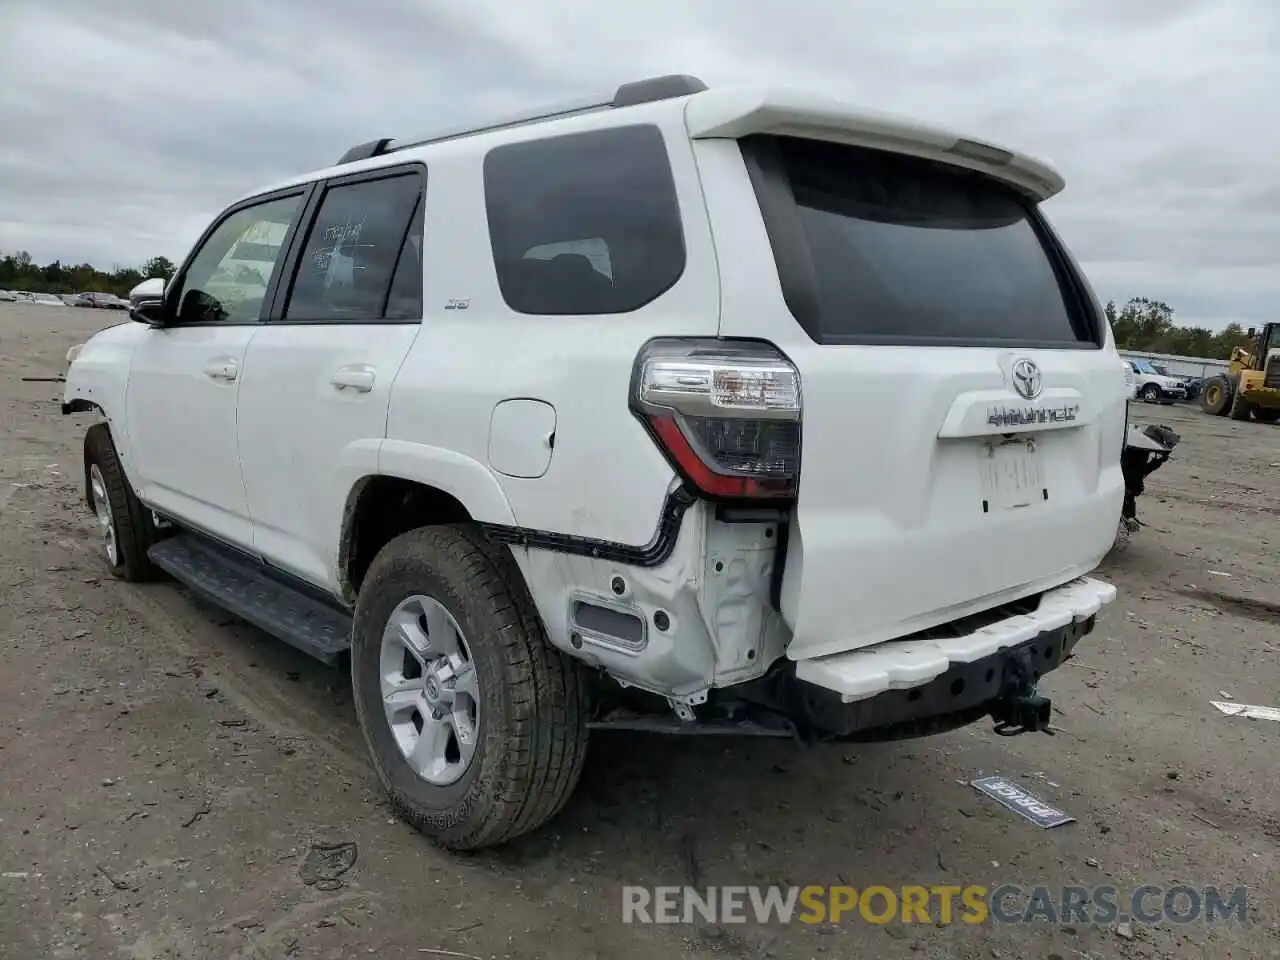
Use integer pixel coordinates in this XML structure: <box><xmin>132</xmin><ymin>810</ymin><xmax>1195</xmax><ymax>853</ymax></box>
<box><xmin>284</xmin><ymin>172</ymin><xmax>423</xmax><ymax>322</ymax></box>
<box><xmin>383</xmin><ymin>197</ymin><xmax>424</xmax><ymax>321</ymax></box>
<box><xmin>483</xmin><ymin>124</ymin><xmax>686</xmax><ymax>315</ymax></box>
<box><xmin>175</xmin><ymin>194</ymin><xmax>302</xmax><ymax>324</ymax></box>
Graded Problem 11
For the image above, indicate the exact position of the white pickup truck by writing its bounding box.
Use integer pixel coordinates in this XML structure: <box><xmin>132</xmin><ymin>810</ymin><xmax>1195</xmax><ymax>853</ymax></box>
<box><xmin>63</xmin><ymin>74</ymin><xmax>1127</xmax><ymax>849</ymax></box>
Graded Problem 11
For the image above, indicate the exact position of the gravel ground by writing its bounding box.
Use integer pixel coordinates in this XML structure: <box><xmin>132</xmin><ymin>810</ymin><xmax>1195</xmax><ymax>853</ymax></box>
<box><xmin>1</xmin><ymin>303</ymin><xmax>1277</xmax><ymax>960</ymax></box>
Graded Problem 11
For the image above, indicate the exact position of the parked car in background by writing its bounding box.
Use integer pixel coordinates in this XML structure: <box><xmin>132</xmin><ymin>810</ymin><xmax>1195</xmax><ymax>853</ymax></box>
<box><xmin>1125</xmin><ymin>358</ymin><xmax>1187</xmax><ymax>404</ymax></box>
<box><xmin>31</xmin><ymin>292</ymin><xmax>65</xmax><ymax>307</ymax></box>
<box><xmin>60</xmin><ymin>294</ymin><xmax>81</xmax><ymax>306</ymax></box>
<box><xmin>11</xmin><ymin>291</ymin><xmax>35</xmax><ymax>302</ymax></box>
<box><xmin>0</xmin><ymin>290</ymin><xmax>16</xmax><ymax>302</ymax></box>
<box><xmin>76</xmin><ymin>292</ymin><xmax>129</xmax><ymax>310</ymax></box>
<box><xmin>1150</xmin><ymin>362</ymin><xmax>1202</xmax><ymax>401</ymax></box>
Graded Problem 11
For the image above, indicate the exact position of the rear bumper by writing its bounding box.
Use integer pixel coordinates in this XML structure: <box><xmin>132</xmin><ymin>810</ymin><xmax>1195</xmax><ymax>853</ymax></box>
<box><xmin>791</xmin><ymin>577</ymin><xmax>1114</xmax><ymax>737</ymax></box>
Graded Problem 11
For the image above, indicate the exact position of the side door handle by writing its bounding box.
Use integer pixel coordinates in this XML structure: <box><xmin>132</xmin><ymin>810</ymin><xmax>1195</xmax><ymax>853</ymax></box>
<box><xmin>331</xmin><ymin>364</ymin><xmax>376</xmax><ymax>393</ymax></box>
<box><xmin>203</xmin><ymin>358</ymin><xmax>239</xmax><ymax>382</ymax></box>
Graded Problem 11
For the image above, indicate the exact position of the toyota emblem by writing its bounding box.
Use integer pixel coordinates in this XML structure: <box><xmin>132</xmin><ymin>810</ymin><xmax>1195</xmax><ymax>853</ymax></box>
<box><xmin>1011</xmin><ymin>358</ymin><xmax>1043</xmax><ymax>400</ymax></box>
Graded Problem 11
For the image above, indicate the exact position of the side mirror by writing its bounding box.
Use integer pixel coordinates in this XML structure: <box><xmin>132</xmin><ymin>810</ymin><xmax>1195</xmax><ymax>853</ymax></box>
<box><xmin>130</xmin><ymin>298</ymin><xmax>170</xmax><ymax>328</ymax></box>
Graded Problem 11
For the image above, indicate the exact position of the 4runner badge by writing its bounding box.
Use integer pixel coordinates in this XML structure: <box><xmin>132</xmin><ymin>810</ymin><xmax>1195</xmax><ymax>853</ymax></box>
<box><xmin>1011</xmin><ymin>358</ymin><xmax>1042</xmax><ymax>399</ymax></box>
<box><xmin>986</xmin><ymin>404</ymin><xmax>1080</xmax><ymax>428</ymax></box>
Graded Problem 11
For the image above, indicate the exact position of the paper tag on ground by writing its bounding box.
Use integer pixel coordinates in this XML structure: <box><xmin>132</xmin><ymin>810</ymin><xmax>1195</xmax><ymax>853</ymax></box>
<box><xmin>971</xmin><ymin>775</ymin><xmax>1075</xmax><ymax>828</ymax></box>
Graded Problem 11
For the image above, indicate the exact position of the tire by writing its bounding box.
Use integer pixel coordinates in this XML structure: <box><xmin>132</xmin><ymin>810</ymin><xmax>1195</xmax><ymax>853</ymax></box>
<box><xmin>1254</xmin><ymin>408</ymin><xmax>1280</xmax><ymax>424</ymax></box>
<box><xmin>1200</xmin><ymin>377</ymin><xmax>1232</xmax><ymax>416</ymax></box>
<box><xmin>83</xmin><ymin>423</ymin><xmax>160</xmax><ymax>581</ymax></box>
<box><xmin>350</xmin><ymin>525</ymin><xmax>589</xmax><ymax>850</ymax></box>
<box><xmin>1140</xmin><ymin>383</ymin><xmax>1162</xmax><ymax>403</ymax></box>
<box><xmin>1229</xmin><ymin>390</ymin><xmax>1253</xmax><ymax>421</ymax></box>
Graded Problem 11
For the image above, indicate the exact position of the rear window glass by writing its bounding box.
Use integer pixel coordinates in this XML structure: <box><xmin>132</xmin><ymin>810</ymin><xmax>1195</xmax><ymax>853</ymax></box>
<box><xmin>756</xmin><ymin>135</ymin><xmax>1092</xmax><ymax>346</ymax></box>
<box><xmin>483</xmin><ymin>124</ymin><xmax>685</xmax><ymax>315</ymax></box>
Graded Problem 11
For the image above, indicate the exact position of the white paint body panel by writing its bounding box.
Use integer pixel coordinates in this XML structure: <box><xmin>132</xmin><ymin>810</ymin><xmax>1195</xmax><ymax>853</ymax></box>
<box><xmin>124</xmin><ymin>326</ymin><xmax>257</xmax><ymax>546</ymax></box>
<box><xmin>62</xmin><ymin>80</ymin><xmax>1122</xmax><ymax>707</ymax></box>
<box><xmin>683</xmin><ymin>87</ymin><xmax>1064</xmax><ymax>200</ymax></box>
<box><xmin>688</xmin><ymin>135</ymin><xmax>1125</xmax><ymax>662</ymax></box>
<box><xmin>236</xmin><ymin>324</ymin><xmax>421</xmax><ymax>588</ymax></box>
<box><xmin>488</xmin><ymin>399</ymin><xmax>557</xmax><ymax>479</ymax></box>
<box><xmin>385</xmin><ymin>106</ymin><xmax>721</xmax><ymax>548</ymax></box>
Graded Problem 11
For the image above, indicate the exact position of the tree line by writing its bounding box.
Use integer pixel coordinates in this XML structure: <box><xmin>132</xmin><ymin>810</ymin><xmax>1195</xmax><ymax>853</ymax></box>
<box><xmin>0</xmin><ymin>249</ymin><xmax>1263</xmax><ymax>359</ymax></box>
<box><xmin>0</xmin><ymin>250</ymin><xmax>176</xmax><ymax>300</ymax></box>
<box><xmin>1104</xmin><ymin>297</ymin><xmax>1255</xmax><ymax>359</ymax></box>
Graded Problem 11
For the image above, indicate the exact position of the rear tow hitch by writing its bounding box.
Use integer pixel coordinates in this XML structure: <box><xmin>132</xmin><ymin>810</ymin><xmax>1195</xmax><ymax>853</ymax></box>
<box><xmin>989</xmin><ymin>648</ymin><xmax>1054</xmax><ymax>737</ymax></box>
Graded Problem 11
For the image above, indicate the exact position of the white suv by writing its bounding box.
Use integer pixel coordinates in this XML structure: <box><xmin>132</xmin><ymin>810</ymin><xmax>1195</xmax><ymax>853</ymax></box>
<box><xmin>63</xmin><ymin>74</ymin><xmax>1127</xmax><ymax>850</ymax></box>
<box><xmin>1124</xmin><ymin>358</ymin><xmax>1187</xmax><ymax>404</ymax></box>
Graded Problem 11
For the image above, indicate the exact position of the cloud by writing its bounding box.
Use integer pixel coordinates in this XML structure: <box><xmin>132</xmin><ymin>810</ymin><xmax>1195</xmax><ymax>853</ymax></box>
<box><xmin>0</xmin><ymin>0</ymin><xmax>1275</xmax><ymax>329</ymax></box>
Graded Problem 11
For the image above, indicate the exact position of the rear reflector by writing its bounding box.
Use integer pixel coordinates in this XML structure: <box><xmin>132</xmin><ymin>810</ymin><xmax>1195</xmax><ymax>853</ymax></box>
<box><xmin>632</xmin><ymin>339</ymin><xmax>802</xmax><ymax>501</ymax></box>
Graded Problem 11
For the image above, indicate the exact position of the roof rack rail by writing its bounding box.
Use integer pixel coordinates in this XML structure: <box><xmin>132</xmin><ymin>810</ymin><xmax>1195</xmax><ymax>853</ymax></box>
<box><xmin>337</xmin><ymin>138</ymin><xmax>395</xmax><ymax>164</ymax></box>
<box><xmin>612</xmin><ymin>74</ymin><xmax>707</xmax><ymax>107</ymax></box>
<box><xmin>334</xmin><ymin>73</ymin><xmax>708</xmax><ymax>165</ymax></box>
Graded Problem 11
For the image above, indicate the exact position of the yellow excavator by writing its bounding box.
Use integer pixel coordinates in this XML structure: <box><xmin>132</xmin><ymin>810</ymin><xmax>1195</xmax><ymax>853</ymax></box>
<box><xmin>1199</xmin><ymin>322</ymin><xmax>1280</xmax><ymax>423</ymax></box>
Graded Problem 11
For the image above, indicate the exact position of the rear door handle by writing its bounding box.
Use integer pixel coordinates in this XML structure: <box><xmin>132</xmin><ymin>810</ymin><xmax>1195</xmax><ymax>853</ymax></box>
<box><xmin>203</xmin><ymin>358</ymin><xmax>239</xmax><ymax>382</ymax></box>
<box><xmin>331</xmin><ymin>364</ymin><xmax>376</xmax><ymax>393</ymax></box>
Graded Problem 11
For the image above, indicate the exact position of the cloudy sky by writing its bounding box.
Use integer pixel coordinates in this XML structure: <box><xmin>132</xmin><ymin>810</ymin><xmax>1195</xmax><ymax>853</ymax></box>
<box><xmin>1</xmin><ymin>0</ymin><xmax>1275</xmax><ymax>330</ymax></box>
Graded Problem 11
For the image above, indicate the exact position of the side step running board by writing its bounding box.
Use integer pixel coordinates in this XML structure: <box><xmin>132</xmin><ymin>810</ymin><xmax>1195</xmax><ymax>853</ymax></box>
<box><xmin>148</xmin><ymin>535</ymin><xmax>352</xmax><ymax>665</ymax></box>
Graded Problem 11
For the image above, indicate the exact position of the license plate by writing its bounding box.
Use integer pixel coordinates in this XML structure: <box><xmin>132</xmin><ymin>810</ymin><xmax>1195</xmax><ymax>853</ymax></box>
<box><xmin>979</xmin><ymin>438</ymin><xmax>1042</xmax><ymax>510</ymax></box>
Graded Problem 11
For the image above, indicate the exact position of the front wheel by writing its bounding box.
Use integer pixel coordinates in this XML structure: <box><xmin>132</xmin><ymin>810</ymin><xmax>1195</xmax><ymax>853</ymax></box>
<box><xmin>350</xmin><ymin>526</ymin><xmax>589</xmax><ymax>850</ymax></box>
<box><xmin>1200</xmin><ymin>376</ymin><xmax>1233</xmax><ymax>416</ymax></box>
<box><xmin>1140</xmin><ymin>383</ymin><xmax>1162</xmax><ymax>403</ymax></box>
<box><xmin>83</xmin><ymin>423</ymin><xmax>160</xmax><ymax>581</ymax></box>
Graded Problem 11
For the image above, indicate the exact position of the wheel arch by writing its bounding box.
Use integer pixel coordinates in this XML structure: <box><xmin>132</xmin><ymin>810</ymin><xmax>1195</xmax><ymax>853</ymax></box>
<box><xmin>338</xmin><ymin>443</ymin><xmax>519</xmax><ymax>603</ymax></box>
<box><xmin>62</xmin><ymin>323</ymin><xmax>144</xmax><ymax>477</ymax></box>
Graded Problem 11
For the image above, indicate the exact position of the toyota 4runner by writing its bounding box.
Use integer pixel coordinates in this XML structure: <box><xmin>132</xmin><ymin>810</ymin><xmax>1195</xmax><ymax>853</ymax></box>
<box><xmin>63</xmin><ymin>74</ymin><xmax>1127</xmax><ymax>850</ymax></box>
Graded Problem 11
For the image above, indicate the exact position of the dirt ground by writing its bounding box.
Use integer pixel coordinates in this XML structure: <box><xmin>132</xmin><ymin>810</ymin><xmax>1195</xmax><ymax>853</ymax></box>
<box><xmin>1</xmin><ymin>303</ymin><xmax>1277</xmax><ymax>960</ymax></box>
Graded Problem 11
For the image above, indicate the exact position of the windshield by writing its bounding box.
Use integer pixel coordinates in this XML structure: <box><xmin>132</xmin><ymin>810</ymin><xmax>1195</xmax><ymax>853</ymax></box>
<box><xmin>753</xmin><ymin>135</ymin><xmax>1095</xmax><ymax>347</ymax></box>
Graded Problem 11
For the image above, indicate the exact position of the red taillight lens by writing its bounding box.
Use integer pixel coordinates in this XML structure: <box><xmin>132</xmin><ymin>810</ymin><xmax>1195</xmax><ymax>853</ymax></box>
<box><xmin>631</xmin><ymin>339</ymin><xmax>802</xmax><ymax>501</ymax></box>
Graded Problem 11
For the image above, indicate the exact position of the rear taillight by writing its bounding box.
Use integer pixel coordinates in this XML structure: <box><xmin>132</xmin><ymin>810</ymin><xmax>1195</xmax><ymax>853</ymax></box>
<box><xmin>631</xmin><ymin>338</ymin><xmax>801</xmax><ymax>501</ymax></box>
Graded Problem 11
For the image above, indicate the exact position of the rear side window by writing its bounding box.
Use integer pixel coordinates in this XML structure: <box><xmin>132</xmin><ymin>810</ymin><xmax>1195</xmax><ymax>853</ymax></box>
<box><xmin>483</xmin><ymin>124</ymin><xmax>685</xmax><ymax>315</ymax></box>
<box><xmin>383</xmin><ymin>197</ymin><xmax>424</xmax><ymax>321</ymax></box>
<box><xmin>745</xmin><ymin>135</ymin><xmax>1095</xmax><ymax>347</ymax></box>
<box><xmin>284</xmin><ymin>170</ymin><xmax>423</xmax><ymax>322</ymax></box>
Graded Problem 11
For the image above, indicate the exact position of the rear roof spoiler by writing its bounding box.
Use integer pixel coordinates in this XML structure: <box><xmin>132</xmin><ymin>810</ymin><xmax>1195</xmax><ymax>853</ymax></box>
<box><xmin>684</xmin><ymin>88</ymin><xmax>1065</xmax><ymax>201</ymax></box>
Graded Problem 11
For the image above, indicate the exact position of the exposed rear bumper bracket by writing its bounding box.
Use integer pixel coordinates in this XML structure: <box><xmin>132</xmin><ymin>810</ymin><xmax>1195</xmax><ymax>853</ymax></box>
<box><xmin>794</xmin><ymin>576</ymin><xmax>1116</xmax><ymax>703</ymax></box>
<box><xmin>773</xmin><ymin>577</ymin><xmax>1115</xmax><ymax>742</ymax></box>
<box><xmin>988</xmin><ymin>646</ymin><xmax>1053</xmax><ymax>736</ymax></box>
<box><xmin>990</xmin><ymin>692</ymin><xmax>1053</xmax><ymax>736</ymax></box>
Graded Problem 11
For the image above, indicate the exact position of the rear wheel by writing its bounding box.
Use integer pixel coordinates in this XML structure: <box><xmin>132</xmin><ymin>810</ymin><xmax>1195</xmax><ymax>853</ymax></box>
<box><xmin>350</xmin><ymin>526</ymin><xmax>589</xmax><ymax>850</ymax></box>
<box><xmin>1200</xmin><ymin>376</ymin><xmax>1232</xmax><ymax>416</ymax></box>
<box><xmin>1229</xmin><ymin>390</ymin><xmax>1254</xmax><ymax>421</ymax></box>
<box><xmin>1254</xmin><ymin>408</ymin><xmax>1280</xmax><ymax>424</ymax></box>
<box><xmin>83</xmin><ymin>423</ymin><xmax>160</xmax><ymax>581</ymax></box>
